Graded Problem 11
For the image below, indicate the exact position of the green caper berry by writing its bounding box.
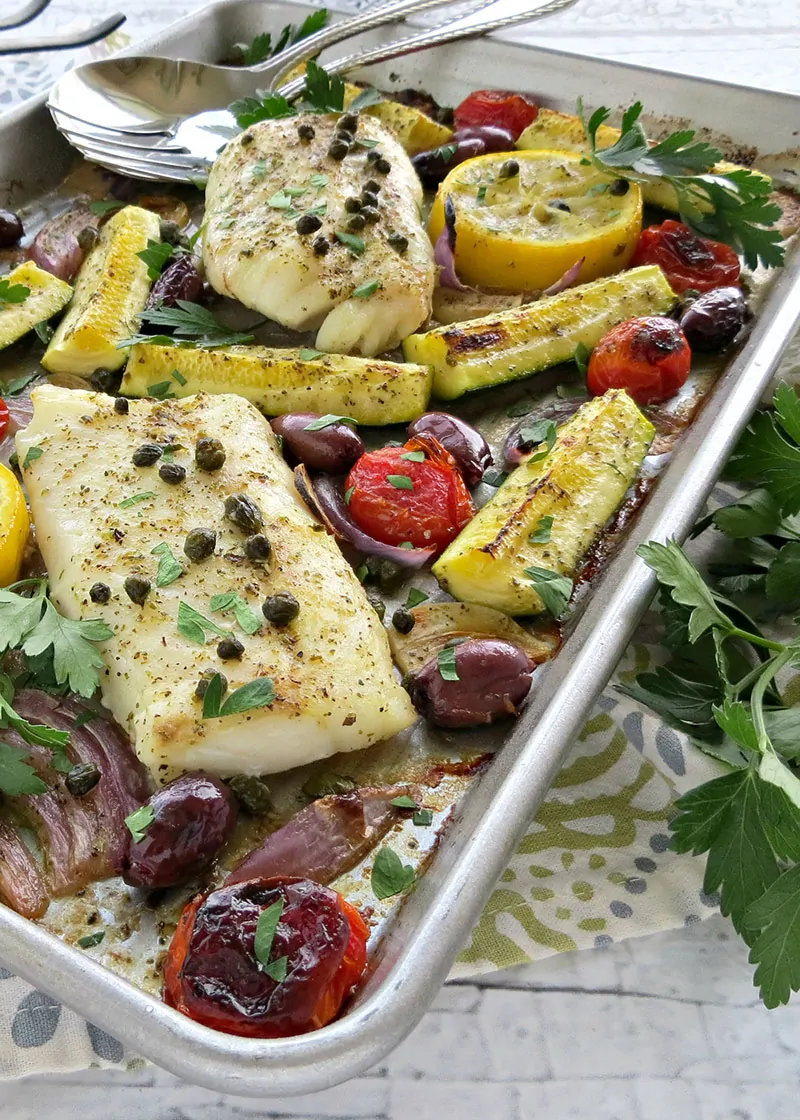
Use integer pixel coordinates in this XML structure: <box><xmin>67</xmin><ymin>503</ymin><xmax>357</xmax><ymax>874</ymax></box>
<box><xmin>361</xmin><ymin>206</ymin><xmax>380</xmax><ymax>225</ymax></box>
<box><xmin>159</xmin><ymin>462</ymin><xmax>186</xmax><ymax>484</ymax></box>
<box><xmin>312</xmin><ymin>235</ymin><xmax>330</xmax><ymax>256</ymax></box>
<box><xmin>262</xmin><ymin>591</ymin><xmax>300</xmax><ymax>627</ymax></box>
<box><xmin>65</xmin><ymin>762</ymin><xmax>101</xmax><ymax>797</ymax></box>
<box><xmin>114</xmin><ymin>397</ymin><xmax>129</xmax><ymax>415</ymax></box>
<box><xmin>387</xmin><ymin>232</ymin><xmax>409</xmax><ymax>254</ymax></box>
<box><xmin>124</xmin><ymin>575</ymin><xmax>151</xmax><ymax>605</ymax></box>
<box><xmin>344</xmin><ymin>196</ymin><xmax>362</xmax><ymax>213</ymax></box>
<box><xmin>328</xmin><ymin>139</ymin><xmax>350</xmax><ymax>160</ymax></box>
<box><xmin>498</xmin><ymin>158</ymin><xmax>520</xmax><ymax>180</ymax></box>
<box><xmin>347</xmin><ymin>213</ymin><xmax>366</xmax><ymax>232</ymax></box>
<box><xmin>363</xmin><ymin>178</ymin><xmax>381</xmax><ymax>194</ymax></box>
<box><xmin>361</xmin><ymin>190</ymin><xmax>379</xmax><ymax>208</ymax></box>
<box><xmin>184</xmin><ymin>527</ymin><xmax>217</xmax><ymax>562</ymax></box>
<box><xmin>365</xmin><ymin>555</ymin><xmax>404</xmax><ymax>591</ymax></box>
<box><xmin>392</xmin><ymin>607</ymin><xmax>415</xmax><ymax>634</ymax></box>
<box><xmin>365</xmin><ymin>588</ymin><xmax>385</xmax><ymax>620</ymax></box>
<box><xmin>374</xmin><ymin>157</ymin><xmax>391</xmax><ymax>174</ymax></box>
<box><xmin>195</xmin><ymin>668</ymin><xmax>227</xmax><ymax>699</ymax></box>
<box><xmin>339</xmin><ymin>112</ymin><xmax>358</xmax><ymax>131</ymax></box>
<box><xmin>77</xmin><ymin>226</ymin><xmax>99</xmax><ymax>254</ymax></box>
<box><xmin>132</xmin><ymin>443</ymin><xmax>162</xmax><ymax>467</ymax></box>
<box><xmin>224</xmin><ymin>493</ymin><xmax>264</xmax><ymax>535</ymax></box>
<box><xmin>241</xmin><ymin>132</ymin><xmax>254</xmax><ymax>146</ymax></box>
<box><xmin>297</xmin><ymin>123</ymin><xmax>315</xmax><ymax>141</ymax></box>
<box><xmin>296</xmin><ymin>213</ymin><xmax>323</xmax><ymax>236</ymax></box>
<box><xmin>244</xmin><ymin>533</ymin><xmax>272</xmax><ymax>561</ymax></box>
<box><xmin>217</xmin><ymin>636</ymin><xmax>244</xmax><ymax>660</ymax></box>
<box><xmin>227</xmin><ymin>773</ymin><xmax>273</xmax><ymax>815</ymax></box>
<box><xmin>195</xmin><ymin>436</ymin><xmax>226</xmax><ymax>472</ymax></box>
<box><xmin>89</xmin><ymin>581</ymin><xmax>111</xmax><ymax>604</ymax></box>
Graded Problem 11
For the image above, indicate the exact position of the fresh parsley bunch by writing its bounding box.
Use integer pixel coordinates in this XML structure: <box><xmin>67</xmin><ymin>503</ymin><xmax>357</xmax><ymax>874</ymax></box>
<box><xmin>230</xmin><ymin>60</ymin><xmax>382</xmax><ymax>129</ymax></box>
<box><xmin>579</xmin><ymin>100</ymin><xmax>784</xmax><ymax>270</ymax></box>
<box><xmin>626</xmin><ymin>384</ymin><xmax>800</xmax><ymax>1008</ymax></box>
<box><xmin>231</xmin><ymin>8</ymin><xmax>329</xmax><ymax>67</ymax></box>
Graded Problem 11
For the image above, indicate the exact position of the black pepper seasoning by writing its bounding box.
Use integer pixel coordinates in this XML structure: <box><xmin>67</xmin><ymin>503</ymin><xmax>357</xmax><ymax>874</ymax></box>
<box><xmin>392</xmin><ymin>607</ymin><xmax>415</xmax><ymax>634</ymax></box>
<box><xmin>89</xmin><ymin>582</ymin><xmax>111</xmax><ymax>604</ymax></box>
<box><xmin>262</xmin><ymin>591</ymin><xmax>300</xmax><ymax>627</ymax></box>
<box><xmin>217</xmin><ymin>636</ymin><xmax>244</xmax><ymax>660</ymax></box>
<box><xmin>159</xmin><ymin>462</ymin><xmax>186</xmax><ymax>484</ymax></box>
<box><xmin>124</xmin><ymin>575</ymin><xmax>151</xmax><ymax>605</ymax></box>
<box><xmin>114</xmin><ymin>397</ymin><xmax>129</xmax><ymax>415</ymax></box>
<box><xmin>132</xmin><ymin>443</ymin><xmax>162</xmax><ymax>467</ymax></box>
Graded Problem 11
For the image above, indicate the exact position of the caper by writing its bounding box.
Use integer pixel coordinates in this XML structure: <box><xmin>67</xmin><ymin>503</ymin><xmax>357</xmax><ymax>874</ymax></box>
<box><xmin>241</xmin><ymin>132</ymin><xmax>254</xmax><ymax>146</ymax></box>
<box><xmin>392</xmin><ymin>607</ymin><xmax>415</xmax><ymax>634</ymax></box>
<box><xmin>335</xmin><ymin>129</ymin><xmax>355</xmax><ymax>145</ymax></box>
<box><xmin>217</xmin><ymin>636</ymin><xmax>244</xmax><ymax>660</ymax></box>
<box><xmin>65</xmin><ymin>762</ymin><xmax>101</xmax><ymax>797</ymax></box>
<box><xmin>262</xmin><ymin>591</ymin><xmax>300</xmax><ymax>627</ymax></box>
<box><xmin>366</xmin><ymin>150</ymin><xmax>382</xmax><ymax>164</ymax></box>
<box><xmin>361</xmin><ymin>206</ymin><xmax>380</xmax><ymax>225</ymax></box>
<box><xmin>360</xmin><ymin>190</ymin><xmax>379</xmax><ymax>208</ymax></box>
<box><xmin>328</xmin><ymin>139</ymin><xmax>350</xmax><ymax>160</ymax></box>
<box><xmin>159</xmin><ymin>219</ymin><xmax>186</xmax><ymax>246</ymax></box>
<box><xmin>184</xmin><ymin>527</ymin><xmax>217</xmax><ymax>562</ymax></box>
<box><xmin>296</xmin><ymin>213</ymin><xmax>323</xmax><ymax>236</ymax></box>
<box><xmin>365</xmin><ymin>554</ymin><xmax>404</xmax><ymax>591</ymax></box>
<box><xmin>76</xmin><ymin>226</ymin><xmax>99</xmax><ymax>254</ymax></box>
<box><xmin>374</xmin><ymin>157</ymin><xmax>391</xmax><ymax>175</ymax></box>
<box><xmin>302</xmin><ymin>771</ymin><xmax>356</xmax><ymax>800</ymax></box>
<box><xmin>365</xmin><ymin>588</ymin><xmax>385</xmax><ymax>620</ymax></box>
<box><xmin>363</xmin><ymin>179</ymin><xmax>381</xmax><ymax>194</ymax></box>
<box><xmin>244</xmin><ymin>533</ymin><xmax>272</xmax><ymax>561</ymax></box>
<box><xmin>387</xmin><ymin>232</ymin><xmax>408</xmax><ymax>254</ymax></box>
<box><xmin>159</xmin><ymin>462</ymin><xmax>186</xmax><ymax>484</ymax></box>
<box><xmin>227</xmin><ymin>773</ymin><xmax>273</xmax><ymax>815</ymax></box>
<box><xmin>195</xmin><ymin>668</ymin><xmax>227</xmax><ymax>699</ymax></box>
<box><xmin>90</xmin><ymin>368</ymin><xmax>121</xmax><ymax>394</ymax></box>
<box><xmin>498</xmin><ymin>159</ymin><xmax>520</xmax><ymax>180</ymax></box>
<box><xmin>114</xmin><ymin>397</ymin><xmax>129</xmax><ymax>415</ymax></box>
<box><xmin>347</xmin><ymin>213</ymin><xmax>366</xmax><ymax>232</ymax></box>
<box><xmin>132</xmin><ymin>443</ymin><xmax>163</xmax><ymax>467</ymax></box>
<box><xmin>312</xmin><ymin>235</ymin><xmax>330</xmax><ymax>256</ymax></box>
<box><xmin>549</xmin><ymin>199</ymin><xmax>571</xmax><ymax>213</ymax></box>
<box><xmin>89</xmin><ymin>581</ymin><xmax>111</xmax><ymax>604</ymax></box>
<box><xmin>344</xmin><ymin>196</ymin><xmax>362</xmax><ymax>213</ymax></box>
<box><xmin>224</xmin><ymin>493</ymin><xmax>264</xmax><ymax>534</ymax></box>
<box><xmin>124</xmin><ymin>575</ymin><xmax>151</xmax><ymax>605</ymax></box>
<box><xmin>609</xmin><ymin>178</ymin><xmax>630</xmax><ymax>196</ymax></box>
<box><xmin>195</xmin><ymin>436</ymin><xmax>226</xmax><ymax>472</ymax></box>
<box><xmin>339</xmin><ymin>112</ymin><xmax>358</xmax><ymax>132</ymax></box>
<box><xmin>297</xmin><ymin>122</ymin><xmax>315</xmax><ymax>142</ymax></box>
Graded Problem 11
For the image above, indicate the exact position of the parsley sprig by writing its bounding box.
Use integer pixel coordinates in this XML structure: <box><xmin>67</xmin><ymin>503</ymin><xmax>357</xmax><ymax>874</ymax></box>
<box><xmin>232</xmin><ymin>8</ymin><xmax>328</xmax><ymax>67</ymax></box>
<box><xmin>579</xmin><ymin>100</ymin><xmax>784</xmax><ymax>270</ymax></box>
<box><xmin>230</xmin><ymin>60</ymin><xmax>377</xmax><ymax>129</ymax></box>
<box><xmin>624</xmin><ymin>385</ymin><xmax>800</xmax><ymax>1007</ymax></box>
<box><xmin>118</xmin><ymin>300</ymin><xmax>256</xmax><ymax>350</ymax></box>
<box><xmin>0</xmin><ymin>277</ymin><xmax>30</xmax><ymax>308</ymax></box>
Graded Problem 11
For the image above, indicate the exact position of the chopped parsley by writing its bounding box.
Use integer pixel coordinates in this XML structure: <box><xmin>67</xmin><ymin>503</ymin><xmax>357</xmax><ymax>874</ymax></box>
<box><xmin>0</xmin><ymin>278</ymin><xmax>29</xmax><ymax>308</ymax></box>
<box><xmin>304</xmin><ymin>414</ymin><xmax>357</xmax><ymax>431</ymax></box>
<box><xmin>209</xmin><ymin>591</ymin><xmax>262</xmax><ymax>635</ymax></box>
<box><xmin>523</xmin><ymin>566</ymin><xmax>573</xmax><ymax>617</ymax></box>
<box><xmin>118</xmin><ymin>491</ymin><xmax>156</xmax><ymax>508</ymax></box>
<box><xmin>22</xmin><ymin>446</ymin><xmax>43</xmax><ymax>469</ymax></box>
<box><xmin>147</xmin><ymin>381</ymin><xmax>175</xmax><ymax>401</ymax></box>
<box><xmin>437</xmin><ymin>646</ymin><xmax>459</xmax><ymax>681</ymax></box>
<box><xmin>137</xmin><ymin>239</ymin><xmax>174</xmax><ymax>281</ymax></box>
<box><xmin>405</xmin><ymin>588</ymin><xmax>428</xmax><ymax>608</ymax></box>
<box><xmin>371</xmin><ymin>846</ymin><xmax>415</xmax><ymax>900</ymax></box>
<box><xmin>151</xmin><ymin>542</ymin><xmax>183</xmax><ymax>587</ymax></box>
<box><xmin>336</xmin><ymin>231</ymin><xmax>366</xmax><ymax>256</ymax></box>
<box><xmin>352</xmin><ymin>280</ymin><xmax>381</xmax><ymax>299</ymax></box>
<box><xmin>77</xmin><ymin>931</ymin><xmax>105</xmax><ymax>949</ymax></box>
<box><xmin>529</xmin><ymin>515</ymin><xmax>554</xmax><ymax>544</ymax></box>
<box><xmin>387</xmin><ymin>474</ymin><xmax>413</xmax><ymax>490</ymax></box>
<box><xmin>125</xmin><ymin>803</ymin><xmax>155</xmax><ymax>843</ymax></box>
<box><xmin>202</xmin><ymin>673</ymin><xmax>276</xmax><ymax>719</ymax></box>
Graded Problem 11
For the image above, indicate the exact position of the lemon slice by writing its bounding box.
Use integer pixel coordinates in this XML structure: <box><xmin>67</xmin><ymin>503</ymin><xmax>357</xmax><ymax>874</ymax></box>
<box><xmin>0</xmin><ymin>462</ymin><xmax>30</xmax><ymax>587</ymax></box>
<box><xmin>428</xmin><ymin>149</ymin><xmax>643</xmax><ymax>292</ymax></box>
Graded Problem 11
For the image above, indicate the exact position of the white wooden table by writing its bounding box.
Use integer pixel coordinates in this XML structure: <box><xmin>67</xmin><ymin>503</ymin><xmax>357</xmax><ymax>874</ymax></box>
<box><xmin>3</xmin><ymin>1</ymin><xmax>800</xmax><ymax>1116</ymax></box>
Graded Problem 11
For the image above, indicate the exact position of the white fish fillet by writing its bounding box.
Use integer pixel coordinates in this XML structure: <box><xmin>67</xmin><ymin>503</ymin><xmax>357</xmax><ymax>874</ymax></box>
<box><xmin>16</xmin><ymin>386</ymin><xmax>415</xmax><ymax>779</ymax></box>
<box><xmin>203</xmin><ymin>114</ymin><xmax>435</xmax><ymax>357</ymax></box>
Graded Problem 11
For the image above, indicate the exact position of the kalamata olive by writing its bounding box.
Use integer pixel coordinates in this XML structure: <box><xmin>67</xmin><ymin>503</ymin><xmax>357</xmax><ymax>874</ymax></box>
<box><xmin>0</xmin><ymin>208</ymin><xmax>24</xmax><ymax>248</ymax></box>
<box><xmin>412</xmin><ymin>137</ymin><xmax>485</xmax><ymax>188</ymax></box>
<box><xmin>407</xmin><ymin>412</ymin><xmax>492</xmax><ymax>487</ymax></box>
<box><xmin>121</xmin><ymin>772</ymin><xmax>237</xmax><ymax>889</ymax></box>
<box><xmin>453</xmin><ymin>124</ymin><xmax>516</xmax><ymax>152</ymax></box>
<box><xmin>679</xmin><ymin>286</ymin><xmax>746</xmax><ymax>352</ymax></box>
<box><xmin>408</xmin><ymin>638</ymin><xmax>535</xmax><ymax>728</ymax></box>
<box><xmin>270</xmin><ymin>412</ymin><xmax>365</xmax><ymax>473</ymax></box>
<box><xmin>146</xmin><ymin>255</ymin><xmax>203</xmax><ymax>310</ymax></box>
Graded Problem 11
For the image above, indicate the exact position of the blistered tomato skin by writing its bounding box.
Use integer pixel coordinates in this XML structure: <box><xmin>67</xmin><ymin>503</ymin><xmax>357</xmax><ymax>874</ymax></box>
<box><xmin>270</xmin><ymin>413</ymin><xmax>365</xmax><ymax>473</ymax></box>
<box><xmin>407</xmin><ymin>412</ymin><xmax>492</xmax><ymax>487</ymax></box>
<box><xmin>163</xmin><ymin>877</ymin><xmax>369</xmax><ymax>1038</ymax></box>
<box><xmin>346</xmin><ymin>437</ymin><xmax>475</xmax><ymax>553</ymax></box>
<box><xmin>409</xmin><ymin>638</ymin><xmax>535</xmax><ymax>728</ymax></box>
<box><xmin>453</xmin><ymin>90</ymin><xmax>538</xmax><ymax>140</ymax></box>
<box><xmin>587</xmin><ymin>316</ymin><xmax>692</xmax><ymax>404</ymax></box>
<box><xmin>631</xmin><ymin>220</ymin><xmax>741</xmax><ymax>294</ymax></box>
<box><xmin>679</xmin><ymin>287</ymin><xmax>746</xmax><ymax>352</ymax></box>
<box><xmin>121</xmin><ymin>773</ymin><xmax>237</xmax><ymax>889</ymax></box>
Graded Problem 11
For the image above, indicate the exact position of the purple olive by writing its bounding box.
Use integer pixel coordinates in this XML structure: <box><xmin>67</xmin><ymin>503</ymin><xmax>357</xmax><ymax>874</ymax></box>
<box><xmin>146</xmin><ymin>255</ymin><xmax>203</xmax><ymax>310</ymax></box>
<box><xmin>452</xmin><ymin>125</ymin><xmax>516</xmax><ymax>152</ymax></box>
<box><xmin>121</xmin><ymin>772</ymin><xmax>237</xmax><ymax>889</ymax></box>
<box><xmin>271</xmin><ymin>412</ymin><xmax>365</xmax><ymax>473</ymax></box>
<box><xmin>408</xmin><ymin>638</ymin><xmax>535</xmax><ymax>728</ymax></box>
<box><xmin>407</xmin><ymin>412</ymin><xmax>492</xmax><ymax>486</ymax></box>
<box><xmin>679</xmin><ymin>286</ymin><xmax>746</xmax><ymax>353</ymax></box>
<box><xmin>0</xmin><ymin>208</ymin><xmax>23</xmax><ymax>248</ymax></box>
<box><xmin>411</xmin><ymin>137</ymin><xmax>485</xmax><ymax>188</ymax></box>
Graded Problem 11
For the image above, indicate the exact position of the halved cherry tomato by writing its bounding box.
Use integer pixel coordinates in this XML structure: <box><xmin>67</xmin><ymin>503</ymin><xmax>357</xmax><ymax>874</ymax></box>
<box><xmin>346</xmin><ymin>435</ymin><xmax>475</xmax><ymax>553</ymax></box>
<box><xmin>587</xmin><ymin>316</ymin><xmax>692</xmax><ymax>404</ymax></box>
<box><xmin>0</xmin><ymin>399</ymin><xmax>8</xmax><ymax>443</ymax></box>
<box><xmin>163</xmin><ymin>877</ymin><xmax>369</xmax><ymax>1039</ymax></box>
<box><xmin>631</xmin><ymin>219</ymin><xmax>740</xmax><ymax>294</ymax></box>
<box><xmin>453</xmin><ymin>89</ymin><xmax>538</xmax><ymax>141</ymax></box>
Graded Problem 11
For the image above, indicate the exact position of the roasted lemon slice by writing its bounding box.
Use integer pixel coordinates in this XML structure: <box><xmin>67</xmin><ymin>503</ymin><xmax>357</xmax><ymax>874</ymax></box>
<box><xmin>0</xmin><ymin>463</ymin><xmax>30</xmax><ymax>587</ymax></box>
<box><xmin>428</xmin><ymin>149</ymin><xmax>643</xmax><ymax>292</ymax></box>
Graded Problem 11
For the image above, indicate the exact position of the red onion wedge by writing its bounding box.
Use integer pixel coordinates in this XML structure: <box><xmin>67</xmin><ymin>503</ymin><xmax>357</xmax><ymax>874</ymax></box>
<box><xmin>226</xmin><ymin>784</ymin><xmax>421</xmax><ymax>886</ymax></box>
<box><xmin>27</xmin><ymin>201</ymin><xmax>100</xmax><ymax>281</ymax></box>
<box><xmin>434</xmin><ymin>194</ymin><xmax>473</xmax><ymax>292</ymax></box>
<box><xmin>542</xmin><ymin>257</ymin><xmax>585</xmax><ymax>297</ymax></box>
<box><xmin>293</xmin><ymin>465</ymin><xmax>436</xmax><ymax>568</ymax></box>
<box><xmin>0</xmin><ymin>816</ymin><xmax>48</xmax><ymax>919</ymax></box>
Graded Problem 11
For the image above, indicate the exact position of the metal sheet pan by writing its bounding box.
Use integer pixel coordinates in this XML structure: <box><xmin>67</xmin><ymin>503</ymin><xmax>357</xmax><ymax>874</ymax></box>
<box><xmin>1</xmin><ymin>0</ymin><xmax>800</xmax><ymax>1096</ymax></box>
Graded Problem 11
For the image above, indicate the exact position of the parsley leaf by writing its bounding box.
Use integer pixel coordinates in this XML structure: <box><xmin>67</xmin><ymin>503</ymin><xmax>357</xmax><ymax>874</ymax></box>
<box><xmin>125</xmin><ymin>804</ymin><xmax>154</xmax><ymax>843</ymax></box>
<box><xmin>387</xmin><ymin>474</ymin><xmax>413</xmax><ymax>490</ymax></box>
<box><xmin>335</xmin><ymin>231</ymin><xmax>366</xmax><ymax>256</ymax></box>
<box><xmin>437</xmin><ymin>646</ymin><xmax>459</xmax><ymax>681</ymax></box>
<box><xmin>23</xmin><ymin>446</ymin><xmax>43</xmax><ymax>469</ymax></box>
<box><xmin>137</xmin><ymin>239</ymin><xmax>174</xmax><ymax>281</ymax></box>
<box><xmin>202</xmin><ymin>673</ymin><xmax>275</xmax><ymax>719</ymax></box>
<box><xmin>352</xmin><ymin>280</ymin><xmax>380</xmax><ymax>299</ymax></box>
<box><xmin>151</xmin><ymin>542</ymin><xmax>184</xmax><ymax>587</ymax></box>
<box><xmin>371</xmin><ymin>846</ymin><xmax>415</xmax><ymax>900</ymax></box>
<box><xmin>523</xmin><ymin>567</ymin><xmax>573</xmax><ymax>618</ymax></box>
<box><xmin>405</xmin><ymin>588</ymin><xmax>428</xmax><ymax>609</ymax></box>
<box><xmin>574</xmin><ymin>341</ymin><xmax>592</xmax><ymax>377</ymax></box>
<box><xmin>77</xmin><ymin>931</ymin><xmax>105</xmax><ymax>949</ymax></box>
<box><xmin>254</xmin><ymin>898</ymin><xmax>286</xmax><ymax>975</ymax></box>
<box><xmin>391</xmin><ymin>795</ymin><xmax>418</xmax><ymax>808</ymax></box>
<box><xmin>0</xmin><ymin>743</ymin><xmax>47</xmax><ymax>796</ymax></box>
<box><xmin>636</xmin><ymin>540</ymin><xmax>734</xmax><ymax>642</ymax></box>
<box><xmin>177</xmin><ymin>602</ymin><xmax>229</xmax><ymax>644</ymax></box>
<box><xmin>745</xmin><ymin>865</ymin><xmax>800</xmax><ymax>1007</ymax></box>
<box><xmin>303</xmin><ymin>414</ymin><xmax>357</xmax><ymax>431</ymax></box>
<box><xmin>119</xmin><ymin>301</ymin><xmax>256</xmax><ymax>350</ymax></box>
<box><xmin>529</xmin><ymin>515</ymin><xmax>554</xmax><ymax>544</ymax></box>
<box><xmin>0</xmin><ymin>583</ymin><xmax>48</xmax><ymax>652</ymax></box>
<box><xmin>0</xmin><ymin>278</ymin><xmax>30</xmax><ymax>308</ymax></box>
<box><xmin>229</xmin><ymin>92</ymin><xmax>296</xmax><ymax>128</ymax></box>
<box><xmin>729</xmin><ymin>407</ymin><xmax>800</xmax><ymax>515</ymax></box>
<box><xmin>21</xmin><ymin>601</ymin><xmax>114</xmax><ymax>699</ymax></box>
<box><xmin>298</xmin><ymin>59</ymin><xmax>345</xmax><ymax>114</ymax></box>
<box><xmin>348</xmin><ymin>86</ymin><xmax>383</xmax><ymax>112</ymax></box>
<box><xmin>0</xmin><ymin>692</ymin><xmax>69</xmax><ymax>749</ymax></box>
<box><xmin>209</xmin><ymin>591</ymin><xmax>262</xmax><ymax>635</ymax></box>
<box><xmin>413</xmin><ymin>808</ymin><xmax>433</xmax><ymax>826</ymax></box>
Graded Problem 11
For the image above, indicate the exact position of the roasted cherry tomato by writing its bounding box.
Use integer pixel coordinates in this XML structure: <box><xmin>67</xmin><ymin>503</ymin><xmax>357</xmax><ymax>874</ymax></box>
<box><xmin>587</xmin><ymin>316</ymin><xmax>692</xmax><ymax>404</ymax></box>
<box><xmin>164</xmin><ymin>877</ymin><xmax>369</xmax><ymax>1038</ymax></box>
<box><xmin>0</xmin><ymin>399</ymin><xmax>8</xmax><ymax>443</ymax></box>
<box><xmin>630</xmin><ymin>219</ymin><xmax>741</xmax><ymax>294</ymax></box>
<box><xmin>453</xmin><ymin>89</ymin><xmax>538</xmax><ymax>141</ymax></box>
<box><xmin>346</xmin><ymin>436</ymin><xmax>475</xmax><ymax>553</ymax></box>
